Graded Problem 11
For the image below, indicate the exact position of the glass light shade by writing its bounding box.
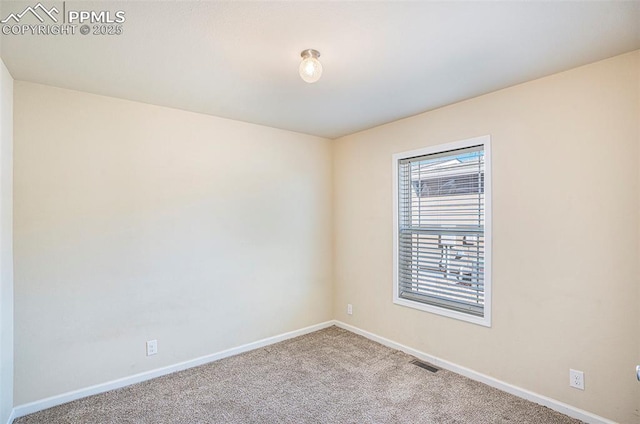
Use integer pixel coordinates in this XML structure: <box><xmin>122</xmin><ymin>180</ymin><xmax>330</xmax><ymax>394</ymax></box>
<box><xmin>299</xmin><ymin>50</ymin><xmax>322</xmax><ymax>83</ymax></box>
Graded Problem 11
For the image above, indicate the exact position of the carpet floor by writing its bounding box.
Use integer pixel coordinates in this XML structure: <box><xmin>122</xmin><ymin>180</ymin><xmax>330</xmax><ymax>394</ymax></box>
<box><xmin>15</xmin><ymin>326</ymin><xmax>583</xmax><ymax>423</ymax></box>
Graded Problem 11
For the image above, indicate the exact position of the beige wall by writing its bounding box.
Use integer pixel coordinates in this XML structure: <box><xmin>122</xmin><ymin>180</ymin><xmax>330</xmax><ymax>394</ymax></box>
<box><xmin>13</xmin><ymin>82</ymin><xmax>333</xmax><ymax>404</ymax></box>
<box><xmin>333</xmin><ymin>51</ymin><xmax>640</xmax><ymax>423</ymax></box>
<box><xmin>0</xmin><ymin>59</ymin><xmax>14</xmax><ymax>424</ymax></box>
<box><xmin>637</xmin><ymin>52</ymin><xmax>640</xmax><ymax>422</ymax></box>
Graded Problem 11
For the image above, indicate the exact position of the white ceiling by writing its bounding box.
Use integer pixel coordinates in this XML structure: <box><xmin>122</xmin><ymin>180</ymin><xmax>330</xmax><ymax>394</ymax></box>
<box><xmin>1</xmin><ymin>1</ymin><xmax>639</xmax><ymax>139</ymax></box>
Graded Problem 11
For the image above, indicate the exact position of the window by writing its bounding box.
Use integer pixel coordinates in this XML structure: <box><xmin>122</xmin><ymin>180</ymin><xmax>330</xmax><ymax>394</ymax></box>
<box><xmin>392</xmin><ymin>135</ymin><xmax>491</xmax><ymax>326</ymax></box>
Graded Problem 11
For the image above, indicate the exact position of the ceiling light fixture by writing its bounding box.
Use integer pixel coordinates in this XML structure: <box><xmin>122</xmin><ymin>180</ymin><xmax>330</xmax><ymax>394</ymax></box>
<box><xmin>299</xmin><ymin>49</ymin><xmax>322</xmax><ymax>83</ymax></box>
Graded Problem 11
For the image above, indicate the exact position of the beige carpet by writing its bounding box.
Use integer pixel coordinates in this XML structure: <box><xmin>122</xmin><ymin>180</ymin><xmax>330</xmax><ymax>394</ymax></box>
<box><xmin>15</xmin><ymin>326</ymin><xmax>582</xmax><ymax>423</ymax></box>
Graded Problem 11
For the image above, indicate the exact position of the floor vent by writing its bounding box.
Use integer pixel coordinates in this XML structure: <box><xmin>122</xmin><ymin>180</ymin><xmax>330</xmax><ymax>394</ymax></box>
<box><xmin>410</xmin><ymin>359</ymin><xmax>439</xmax><ymax>373</ymax></box>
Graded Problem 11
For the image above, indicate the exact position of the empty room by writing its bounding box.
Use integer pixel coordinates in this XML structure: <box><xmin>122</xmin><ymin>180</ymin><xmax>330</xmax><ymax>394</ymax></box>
<box><xmin>0</xmin><ymin>1</ymin><xmax>639</xmax><ymax>423</ymax></box>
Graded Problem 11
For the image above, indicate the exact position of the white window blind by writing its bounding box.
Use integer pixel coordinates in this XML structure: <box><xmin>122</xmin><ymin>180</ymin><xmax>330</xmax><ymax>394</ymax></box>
<box><xmin>394</xmin><ymin>137</ymin><xmax>491</xmax><ymax>325</ymax></box>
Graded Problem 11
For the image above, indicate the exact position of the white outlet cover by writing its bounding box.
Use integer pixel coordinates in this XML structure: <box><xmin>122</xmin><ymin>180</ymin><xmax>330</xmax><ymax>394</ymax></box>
<box><xmin>347</xmin><ymin>304</ymin><xmax>353</xmax><ymax>315</ymax></box>
<box><xmin>569</xmin><ymin>369</ymin><xmax>584</xmax><ymax>390</ymax></box>
<box><xmin>146</xmin><ymin>340</ymin><xmax>158</xmax><ymax>356</ymax></box>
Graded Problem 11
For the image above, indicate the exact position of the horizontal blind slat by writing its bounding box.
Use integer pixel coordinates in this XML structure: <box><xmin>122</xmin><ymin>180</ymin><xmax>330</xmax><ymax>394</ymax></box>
<box><xmin>398</xmin><ymin>285</ymin><xmax>484</xmax><ymax>304</ymax></box>
<box><xmin>398</xmin><ymin>280</ymin><xmax>484</xmax><ymax>298</ymax></box>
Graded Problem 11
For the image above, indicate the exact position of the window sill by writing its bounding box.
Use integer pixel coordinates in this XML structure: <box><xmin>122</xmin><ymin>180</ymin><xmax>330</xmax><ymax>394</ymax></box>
<box><xmin>393</xmin><ymin>297</ymin><xmax>492</xmax><ymax>327</ymax></box>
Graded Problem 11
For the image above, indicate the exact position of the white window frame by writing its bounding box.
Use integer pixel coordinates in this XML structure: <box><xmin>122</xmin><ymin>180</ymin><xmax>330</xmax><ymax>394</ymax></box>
<box><xmin>392</xmin><ymin>135</ymin><xmax>492</xmax><ymax>327</ymax></box>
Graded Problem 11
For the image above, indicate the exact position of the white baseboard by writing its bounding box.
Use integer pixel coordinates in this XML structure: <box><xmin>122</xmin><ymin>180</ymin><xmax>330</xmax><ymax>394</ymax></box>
<box><xmin>333</xmin><ymin>321</ymin><xmax>615</xmax><ymax>424</ymax></box>
<box><xmin>10</xmin><ymin>320</ymin><xmax>334</xmax><ymax>422</ymax></box>
<box><xmin>9</xmin><ymin>320</ymin><xmax>617</xmax><ymax>424</ymax></box>
<box><xmin>5</xmin><ymin>409</ymin><xmax>15</xmax><ymax>424</ymax></box>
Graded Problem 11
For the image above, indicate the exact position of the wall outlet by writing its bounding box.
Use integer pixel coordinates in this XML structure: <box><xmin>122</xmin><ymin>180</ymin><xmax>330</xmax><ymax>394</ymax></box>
<box><xmin>569</xmin><ymin>369</ymin><xmax>584</xmax><ymax>390</ymax></box>
<box><xmin>347</xmin><ymin>304</ymin><xmax>353</xmax><ymax>315</ymax></box>
<box><xmin>146</xmin><ymin>339</ymin><xmax>158</xmax><ymax>356</ymax></box>
<box><xmin>636</xmin><ymin>365</ymin><xmax>640</xmax><ymax>381</ymax></box>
